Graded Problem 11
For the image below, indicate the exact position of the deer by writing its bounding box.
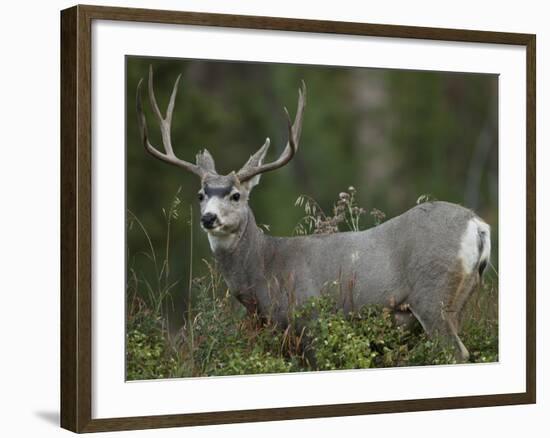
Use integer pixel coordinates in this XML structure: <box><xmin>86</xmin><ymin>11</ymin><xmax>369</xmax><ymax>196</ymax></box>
<box><xmin>136</xmin><ymin>66</ymin><xmax>491</xmax><ymax>363</ymax></box>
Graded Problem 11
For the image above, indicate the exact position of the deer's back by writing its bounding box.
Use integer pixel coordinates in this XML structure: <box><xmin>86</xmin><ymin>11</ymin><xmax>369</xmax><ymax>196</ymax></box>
<box><xmin>262</xmin><ymin>201</ymin><xmax>476</xmax><ymax>309</ymax></box>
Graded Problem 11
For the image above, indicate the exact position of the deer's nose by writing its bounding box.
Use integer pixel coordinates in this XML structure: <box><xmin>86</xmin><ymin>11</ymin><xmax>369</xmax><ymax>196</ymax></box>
<box><xmin>201</xmin><ymin>212</ymin><xmax>218</xmax><ymax>229</ymax></box>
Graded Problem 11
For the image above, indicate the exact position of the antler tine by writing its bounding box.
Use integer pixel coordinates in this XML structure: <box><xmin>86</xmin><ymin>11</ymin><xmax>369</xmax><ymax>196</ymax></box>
<box><xmin>136</xmin><ymin>66</ymin><xmax>203</xmax><ymax>177</ymax></box>
<box><xmin>237</xmin><ymin>81</ymin><xmax>307</xmax><ymax>183</ymax></box>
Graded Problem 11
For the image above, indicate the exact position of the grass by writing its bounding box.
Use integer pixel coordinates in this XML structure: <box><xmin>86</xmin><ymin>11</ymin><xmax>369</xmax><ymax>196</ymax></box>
<box><xmin>126</xmin><ymin>188</ymin><xmax>499</xmax><ymax>380</ymax></box>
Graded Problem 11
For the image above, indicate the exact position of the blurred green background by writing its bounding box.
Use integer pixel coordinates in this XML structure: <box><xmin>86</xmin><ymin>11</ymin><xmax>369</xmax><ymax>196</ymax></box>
<box><xmin>126</xmin><ymin>56</ymin><xmax>498</xmax><ymax>328</ymax></box>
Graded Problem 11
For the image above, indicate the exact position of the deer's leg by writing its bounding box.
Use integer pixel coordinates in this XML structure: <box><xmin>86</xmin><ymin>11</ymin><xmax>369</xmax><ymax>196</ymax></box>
<box><xmin>409</xmin><ymin>304</ymin><xmax>470</xmax><ymax>363</ymax></box>
<box><xmin>393</xmin><ymin>310</ymin><xmax>418</xmax><ymax>331</ymax></box>
<box><xmin>408</xmin><ymin>267</ymin><xmax>479</xmax><ymax>363</ymax></box>
<box><xmin>441</xmin><ymin>310</ymin><xmax>470</xmax><ymax>362</ymax></box>
<box><xmin>444</xmin><ymin>268</ymin><xmax>482</xmax><ymax>362</ymax></box>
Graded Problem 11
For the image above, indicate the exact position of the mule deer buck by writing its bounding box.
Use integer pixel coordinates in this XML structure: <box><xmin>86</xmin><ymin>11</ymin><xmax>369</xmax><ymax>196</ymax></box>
<box><xmin>136</xmin><ymin>66</ymin><xmax>491</xmax><ymax>362</ymax></box>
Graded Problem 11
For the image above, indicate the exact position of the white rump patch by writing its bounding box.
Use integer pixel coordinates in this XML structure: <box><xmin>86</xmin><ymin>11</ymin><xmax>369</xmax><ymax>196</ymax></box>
<box><xmin>458</xmin><ymin>217</ymin><xmax>491</xmax><ymax>274</ymax></box>
<box><xmin>476</xmin><ymin>219</ymin><xmax>491</xmax><ymax>266</ymax></box>
<box><xmin>351</xmin><ymin>251</ymin><xmax>360</xmax><ymax>264</ymax></box>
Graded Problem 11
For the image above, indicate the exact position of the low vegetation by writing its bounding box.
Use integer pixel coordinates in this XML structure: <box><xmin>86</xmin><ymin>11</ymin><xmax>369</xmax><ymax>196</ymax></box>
<box><xmin>126</xmin><ymin>189</ymin><xmax>498</xmax><ymax>380</ymax></box>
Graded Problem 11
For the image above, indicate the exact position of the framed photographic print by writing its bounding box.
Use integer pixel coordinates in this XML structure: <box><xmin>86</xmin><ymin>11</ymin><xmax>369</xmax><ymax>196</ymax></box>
<box><xmin>60</xmin><ymin>4</ymin><xmax>536</xmax><ymax>433</ymax></box>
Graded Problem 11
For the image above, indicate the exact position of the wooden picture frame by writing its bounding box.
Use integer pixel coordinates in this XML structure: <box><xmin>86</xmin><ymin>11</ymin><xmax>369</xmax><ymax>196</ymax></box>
<box><xmin>60</xmin><ymin>4</ymin><xmax>536</xmax><ymax>433</ymax></box>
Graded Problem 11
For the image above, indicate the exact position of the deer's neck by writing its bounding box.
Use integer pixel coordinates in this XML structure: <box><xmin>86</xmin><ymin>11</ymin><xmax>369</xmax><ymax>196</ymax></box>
<box><xmin>210</xmin><ymin>208</ymin><xmax>266</xmax><ymax>300</ymax></box>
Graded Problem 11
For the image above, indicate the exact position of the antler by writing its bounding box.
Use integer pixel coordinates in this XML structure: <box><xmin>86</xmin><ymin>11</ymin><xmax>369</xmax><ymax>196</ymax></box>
<box><xmin>136</xmin><ymin>66</ymin><xmax>204</xmax><ymax>177</ymax></box>
<box><xmin>237</xmin><ymin>81</ymin><xmax>306</xmax><ymax>183</ymax></box>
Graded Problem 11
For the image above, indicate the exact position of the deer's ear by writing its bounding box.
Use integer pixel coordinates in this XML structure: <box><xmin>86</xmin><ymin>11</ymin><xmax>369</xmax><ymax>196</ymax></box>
<box><xmin>196</xmin><ymin>149</ymin><xmax>217</xmax><ymax>174</ymax></box>
<box><xmin>241</xmin><ymin>173</ymin><xmax>262</xmax><ymax>193</ymax></box>
<box><xmin>238</xmin><ymin>138</ymin><xmax>270</xmax><ymax>192</ymax></box>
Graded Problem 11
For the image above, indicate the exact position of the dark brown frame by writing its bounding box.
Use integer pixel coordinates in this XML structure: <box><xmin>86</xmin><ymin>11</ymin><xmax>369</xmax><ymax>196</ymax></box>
<box><xmin>60</xmin><ymin>4</ymin><xmax>536</xmax><ymax>433</ymax></box>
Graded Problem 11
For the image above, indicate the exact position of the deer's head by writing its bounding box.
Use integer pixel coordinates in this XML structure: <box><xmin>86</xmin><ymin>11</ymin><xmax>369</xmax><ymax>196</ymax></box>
<box><xmin>136</xmin><ymin>66</ymin><xmax>306</xmax><ymax>241</ymax></box>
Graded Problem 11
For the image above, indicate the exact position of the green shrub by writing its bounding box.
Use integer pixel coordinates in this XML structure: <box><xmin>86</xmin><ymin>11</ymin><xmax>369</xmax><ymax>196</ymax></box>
<box><xmin>127</xmin><ymin>275</ymin><xmax>498</xmax><ymax>379</ymax></box>
<box><xmin>294</xmin><ymin>294</ymin><xmax>459</xmax><ymax>370</ymax></box>
<box><xmin>126</xmin><ymin>309</ymin><xmax>178</xmax><ymax>380</ymax></box>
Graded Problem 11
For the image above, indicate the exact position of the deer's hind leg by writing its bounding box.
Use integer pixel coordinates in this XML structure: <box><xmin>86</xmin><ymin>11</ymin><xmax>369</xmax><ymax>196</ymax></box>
<box><xmin>444</xmin><ymin>263</ymin><xmax>484</xmax><ymax>362</ymax></box>
<box><xmin>409</xmin><ymin>266</ymin><xmax>479</xmax><ymax>363</ymax></box>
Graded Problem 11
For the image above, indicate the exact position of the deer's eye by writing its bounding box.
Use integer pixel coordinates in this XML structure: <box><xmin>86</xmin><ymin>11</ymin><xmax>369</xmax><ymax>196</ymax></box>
<box><xmin>198</xmin><ymin>193</ymin><xmax>205</xmax><ymax>202</ymax></box>
<box><xmin>231</xmin><ymin>193</ymin><xmax>241</xmax><ymax>202</ymax></box>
